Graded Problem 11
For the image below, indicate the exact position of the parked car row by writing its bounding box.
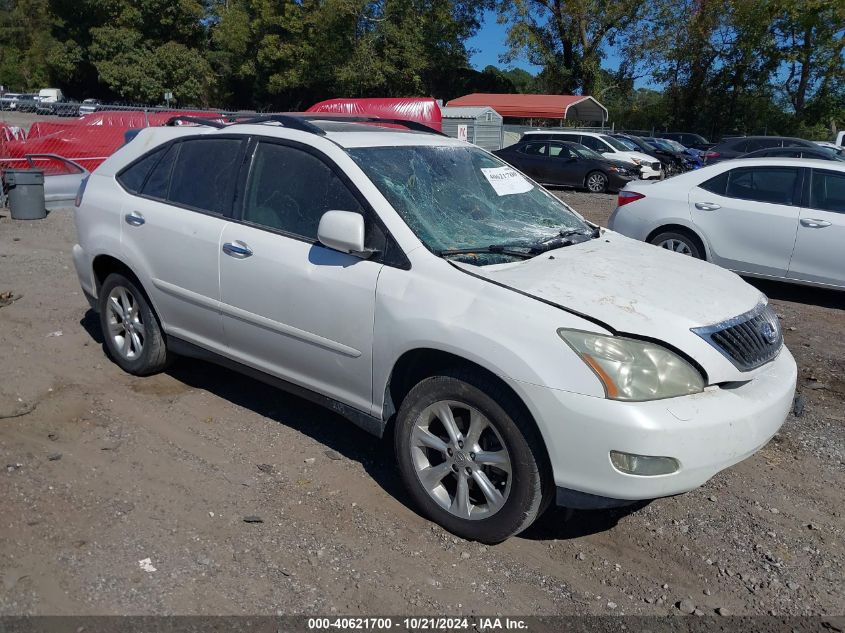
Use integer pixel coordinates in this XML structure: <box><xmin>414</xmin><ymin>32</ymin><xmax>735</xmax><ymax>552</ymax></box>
<box><xmin>0</xmin><ymin>89</ymin><xmax>103</xmax><ymax>116</ymax></box>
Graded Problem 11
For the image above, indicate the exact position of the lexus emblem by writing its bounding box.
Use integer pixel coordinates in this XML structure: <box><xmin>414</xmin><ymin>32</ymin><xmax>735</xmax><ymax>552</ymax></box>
<box><xmin>760</xmin><ymin>322</ymin><xmax>778</xmax><ymax>345</ymax></box>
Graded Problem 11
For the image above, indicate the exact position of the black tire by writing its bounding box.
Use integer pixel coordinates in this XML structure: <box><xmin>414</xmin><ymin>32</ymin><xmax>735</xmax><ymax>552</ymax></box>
<box><xmin>394</xmin><ymin>369</ymin><xmax>550</xmax><ymax>543</ymax></box>
<box><xmin>585</xmin><ymin>171</ymin><xmax>609</xmax><ymax>193</ymax></box>
<box><xmin>649</xmin><ymin>230</ymin><xmax>703</xmax><ymax>259</ymax></box>
<box><xmin>98</xmin><ymin>273</ymin><xmax>172</xmax><ymax>376</ymax></box>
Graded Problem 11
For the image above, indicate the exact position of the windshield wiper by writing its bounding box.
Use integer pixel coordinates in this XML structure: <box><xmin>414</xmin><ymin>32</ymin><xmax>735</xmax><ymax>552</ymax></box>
<box><xmin>436</xmin><ymin>244</ymin><xmax>536</xmax><ymax>259</ymax></box>
<box><xmin>525</xmin><ymin>228</ymin><xmax>596</xmax><ymax>254</ymax></box>
<box><xmin>437</xmin><ymin>227</ymin><xmax>599</xmax><ymax>260</ymax></box>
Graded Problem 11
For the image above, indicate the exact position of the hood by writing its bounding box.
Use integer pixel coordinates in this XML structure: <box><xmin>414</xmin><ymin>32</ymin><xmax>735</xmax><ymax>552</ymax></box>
<box><xmin>603</xmin><ymin>157</ymin><xmax>638</xmax><ymax>171</ymax></box>
<box><xmin>463</xmin><ymin>233</ymin><xmax>765</xmax><ymax>382</ymax></box>
<box><xmin>623</xmin><ymin>151</ymin><xmax>660</xmax><ymax>164</ymax></box>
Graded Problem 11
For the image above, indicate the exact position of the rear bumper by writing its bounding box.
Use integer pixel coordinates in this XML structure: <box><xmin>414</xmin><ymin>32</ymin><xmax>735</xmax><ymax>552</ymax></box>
<box><xmin>72</xmin><ymin>243</ymin><xmax>97</xmax><ymax>302</ymax></box>
<box><xmin>510</xmin><ymin>347</ymin><xmax>797</xmax><ymax>503</ymax></box>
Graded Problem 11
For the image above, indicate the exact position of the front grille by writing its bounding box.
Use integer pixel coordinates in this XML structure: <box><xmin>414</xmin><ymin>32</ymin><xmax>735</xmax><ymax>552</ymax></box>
<box><xmin>650</xmin><ymin>162</ymin><xmax>660</xmax><ymax>170</ymax></box>
<box><xmin>692</xmin><ymin>303</ymin><xmax>783</xmax><ymax>371</ymax></box>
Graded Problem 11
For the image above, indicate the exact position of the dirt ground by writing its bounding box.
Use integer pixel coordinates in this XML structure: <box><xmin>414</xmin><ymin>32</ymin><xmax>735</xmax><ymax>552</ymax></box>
<box><xmin>1</xmin><ymin>192</ymin><xmax>843</xmax><ymax>618</ymax></box>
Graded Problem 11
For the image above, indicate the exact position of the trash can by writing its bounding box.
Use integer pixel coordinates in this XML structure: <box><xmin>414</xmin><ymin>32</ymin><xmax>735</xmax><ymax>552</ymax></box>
<box><xmin>4</xmin><ymin>169</ymin><xmax>46</xmax><ymax>220</ymax></box>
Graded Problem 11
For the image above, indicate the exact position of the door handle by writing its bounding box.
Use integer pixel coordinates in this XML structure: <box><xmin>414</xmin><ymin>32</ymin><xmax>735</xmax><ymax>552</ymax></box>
<box><xmin>800</xmin><ymin>218</ymin><xmax>831</xmax><ymax>228</ymax></box>
<box><xmin>124</xmin><ymin>211</ymin><xmax>145</xmax><ymax>226</ymax></box>
<box><xmin>222</xmin><ymin>241</ymin><xmax>253</xmax><ymax>258</ymax></box>
<box><xmin>695</xmin><ymin>202</ymin><xmax>721</xmax><ymax>211</ymax></box>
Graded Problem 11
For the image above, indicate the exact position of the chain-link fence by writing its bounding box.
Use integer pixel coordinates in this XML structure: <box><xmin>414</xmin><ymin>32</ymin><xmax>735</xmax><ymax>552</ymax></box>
<box><xmin>0</xmin><ymin>101</ymin><xmax>262</xmax><ymax>176</ymax></box>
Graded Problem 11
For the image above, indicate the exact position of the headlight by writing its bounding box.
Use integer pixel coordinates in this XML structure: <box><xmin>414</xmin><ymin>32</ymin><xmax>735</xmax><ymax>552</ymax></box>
<box><xmin>629</xmin><ymin>158</ymin><xmax>643</xmax><ymax>165</ymax></box>
<box><xmin>557</xmin><ymin>329</ymin><xmax>704</xmax><ymax>401</ymax></box>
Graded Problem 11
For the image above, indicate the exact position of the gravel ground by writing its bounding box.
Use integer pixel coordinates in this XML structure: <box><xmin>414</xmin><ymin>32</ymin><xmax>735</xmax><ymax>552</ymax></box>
<box><xmin>0</xmin><ymin>194</ymin><xmax>843</xmax><ymax>617</ymax></box>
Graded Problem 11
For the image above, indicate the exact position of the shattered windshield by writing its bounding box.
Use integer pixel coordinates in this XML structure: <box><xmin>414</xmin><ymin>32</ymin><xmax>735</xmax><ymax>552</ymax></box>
<box><xmin>348</xmin><ymin>145</ymin><xmax>590</xmax><ymax>261</ymax></box>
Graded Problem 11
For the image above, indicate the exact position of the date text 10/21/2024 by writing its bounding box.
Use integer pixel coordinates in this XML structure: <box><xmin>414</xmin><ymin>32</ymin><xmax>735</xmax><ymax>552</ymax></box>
<box><xmin>306</xmin><ymin>617</ymin><xmax>529</xmax><ymax>631</ymax></box>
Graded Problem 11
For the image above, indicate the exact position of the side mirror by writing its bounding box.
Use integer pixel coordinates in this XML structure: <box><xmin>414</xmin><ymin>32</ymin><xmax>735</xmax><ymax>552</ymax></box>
<box><xmin>317</xmin><ymin>210</ymin><xmax>370</xmax><ymax>257</ymax></box>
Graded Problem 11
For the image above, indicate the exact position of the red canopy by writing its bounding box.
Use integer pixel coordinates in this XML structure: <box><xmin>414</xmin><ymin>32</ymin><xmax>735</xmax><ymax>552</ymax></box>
<box><xmin>307</xmin><ymin>98</ymin><xmax>442</xmax><ymax>131</ymax></box>
<box><xmin>445</xmin><ymin>93</ymin><xmax>607</xmax><ymax>121</ymax></box>
<box><xmin>1</xmin><ymin>111</ymin><xmax>222</xmax><ymax>172</ymax></box>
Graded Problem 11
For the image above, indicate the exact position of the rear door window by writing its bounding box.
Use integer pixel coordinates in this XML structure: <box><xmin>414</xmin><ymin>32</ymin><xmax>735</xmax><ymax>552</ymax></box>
<box><xmin>167</xmin><ymin>138</ymin><xmax>243</xmax><ymax>214</ymax></box>
<box><xmin>726</xmin><ymin>139</ymin><xmax>749</xmax><ymax>153</ymax></box>
<box><xmin>724</xmin><ymin>167</ymin><xmax>801</xmax><ymax>205</ymax></box>
<box><xmin>548</xmin><ymin>143</ymin><xmax>575</xmax><ymax>158</ymax></box>
<box><xmin>747</xmin><ymin>138</ymin><xmax>782</xmax><ymax>151</ymax></box>
<box><xmin>809</xmin><ymin>170</ymin><xmax>845</xmax><ymax>213</ymax></box>
<box><xmin>518</xmin><ymin>142</ymin><xmax>548</xmax><ymax>156</ymax></box>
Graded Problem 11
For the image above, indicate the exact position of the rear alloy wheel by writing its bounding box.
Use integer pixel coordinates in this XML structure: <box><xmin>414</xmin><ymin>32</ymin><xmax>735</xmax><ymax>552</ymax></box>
<box><xmin>98</xmin><ymin>273</ymin><xmax>172</xmax><ymax>375</ymax></box>
<box><xmin>650</xmin><ymin>231</ymin><xmax>703</xmax><ymax>259</ymax></box>
<box><xmin>585</xmin><ymin>171</ymin><xmax>608</xmax><ymax>193</ymax></box>
<box><xmin>395</xmin><ymin>371</ymin><xmax>549</xmax><ymax>543</ymax></box>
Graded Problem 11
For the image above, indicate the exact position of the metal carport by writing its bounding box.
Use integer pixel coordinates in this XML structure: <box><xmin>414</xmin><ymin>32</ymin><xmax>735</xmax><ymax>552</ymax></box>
<box><xmin>444</xmin><ymin>93</ymin><xmax>608</xmax><ymax>123</ymax></box>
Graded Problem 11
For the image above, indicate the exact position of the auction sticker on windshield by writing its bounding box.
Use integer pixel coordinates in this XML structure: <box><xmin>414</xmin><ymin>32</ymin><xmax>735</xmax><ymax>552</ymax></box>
<box><xmin>481</xmin><ymin>166</ymin><xmax>533</xmax><ymax>196</ymax></box>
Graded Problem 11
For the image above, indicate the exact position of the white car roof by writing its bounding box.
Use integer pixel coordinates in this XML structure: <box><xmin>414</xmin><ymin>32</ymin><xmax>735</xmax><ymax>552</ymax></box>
<box><xmin>94</xmin><ymin>119</ymin><xmax>469</xmax><ymax>176</ymax></box>
<box><xmin>523</xmin><ymin>130</ymin><xmax>609</xmax><ymax>138</ymax></box>
<box><xmin>712</xmin><ymin>157</ymin><xmax>844</xmax><ymax>169</ymax></box>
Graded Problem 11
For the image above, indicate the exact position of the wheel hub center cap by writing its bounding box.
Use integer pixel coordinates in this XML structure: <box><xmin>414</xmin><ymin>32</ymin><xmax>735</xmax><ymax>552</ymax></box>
<box><xmin>453</xmin><ymin>451</ymin><xmax>468</xmax><ymax>464</ymax></box>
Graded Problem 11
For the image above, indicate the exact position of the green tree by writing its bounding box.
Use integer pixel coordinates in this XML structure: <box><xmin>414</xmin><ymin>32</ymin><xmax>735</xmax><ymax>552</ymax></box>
<box><xmin>208</xmin><ymin>0</ymin><xmax>487</xmax><ymax>109</ymax></box>
<box><xmin>496</xmin><ymin>0</ymin><xmax>646</xmax><ymax>95</ymax></box>
<box><xmin>0</xmin><ymin>0</ymin><xmax>80</xmax><ymax>90</ymax></box>
<box><xmin>87</xmin><ymin>0</ymin><xmax>211</xmax><ymax>104</ymax></box>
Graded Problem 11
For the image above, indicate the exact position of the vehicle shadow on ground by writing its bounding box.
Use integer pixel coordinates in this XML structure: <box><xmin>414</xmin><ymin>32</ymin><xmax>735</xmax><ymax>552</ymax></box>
<box><xmin>80</xmin><ymin>308</ymin><xmax>653</xmax><ymax>543</ymax></box>
<box><xmin>519</xmin><ymin>501</ymin><xmax>651</xmax><ymax>542</ymax></box>
<box><xmin>744</xmin><ymin>278</ymin><xmax>844</xmax><ymax>310</ymax></box>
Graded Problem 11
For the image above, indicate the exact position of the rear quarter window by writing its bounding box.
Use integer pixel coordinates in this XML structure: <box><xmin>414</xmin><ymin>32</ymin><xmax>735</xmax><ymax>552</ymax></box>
<box><xmin>117</xmin><ymin>147</ymin><xmax>165</xmax><ymax>193</ymax></box>
<box><xmin>700</xmin><ymin>171</ymin><xmax>729</xmax><ymax>195</ymax></box>
<box><xmin>140</xmin><ymin>144</ymin><xmax>178</xmax><ymax>199</ymax></box>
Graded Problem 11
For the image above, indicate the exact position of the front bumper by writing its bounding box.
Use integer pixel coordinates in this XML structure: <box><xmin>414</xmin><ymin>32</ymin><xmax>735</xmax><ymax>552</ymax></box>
<box><xmin>512</xmin><ymin>347</ymin><xmax>797</xmax><ymax>503</ymax></box>
<box><xmin>639</xmin><ymin>163</ymin><xmax>662</xmax><ymax>179</ymax></box>
<box><xmin>608</xmin><ymin>172</ymin><xmax>636</xmax><ymax>191</ymax></box>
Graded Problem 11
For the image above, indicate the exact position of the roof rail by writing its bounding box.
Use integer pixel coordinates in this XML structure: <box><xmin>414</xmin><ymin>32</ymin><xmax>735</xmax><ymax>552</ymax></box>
<box><xmin>232</xmin><ymin>113</ymin><xmax>447</xmax><ymax>137</ymax></box>
<box><xmin>230</xmin><ymin>114</ymin><xmax>328</xmax><ymax>135</ymax></box>
<box><xmin>299</xmin><ymin>114</ymin><xmax>448</xmax><ymax>137</ymax></box>
<box><xmin>164</xmin><ymin>116</ymin><xmax>225</xmax><ymax>129</ymax></box>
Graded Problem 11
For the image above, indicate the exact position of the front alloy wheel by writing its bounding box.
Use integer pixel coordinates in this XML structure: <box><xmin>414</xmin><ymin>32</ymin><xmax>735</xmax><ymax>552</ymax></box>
<box><xmin>395</xmin><ymin>371</ymin><xmax>549</xmax><ymax>543</ymax></box>
<box><xmin>410</xmin><ymin>400</ymin><xmax>512</xmax><ymax>519</ymax></box>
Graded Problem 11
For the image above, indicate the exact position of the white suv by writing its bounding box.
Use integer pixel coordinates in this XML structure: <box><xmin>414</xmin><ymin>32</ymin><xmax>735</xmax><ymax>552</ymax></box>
<box><xmin>72</xmin><ymin>114</ymin><xmax>796</xmax><ymax>543</ymax></box>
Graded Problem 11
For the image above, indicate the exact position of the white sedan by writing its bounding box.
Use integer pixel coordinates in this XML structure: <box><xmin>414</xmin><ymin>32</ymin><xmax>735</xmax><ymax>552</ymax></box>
<box><xmin>609</xmin><ymin>158</ymin><xmax>845</xmax><ymax>289</ymax></box>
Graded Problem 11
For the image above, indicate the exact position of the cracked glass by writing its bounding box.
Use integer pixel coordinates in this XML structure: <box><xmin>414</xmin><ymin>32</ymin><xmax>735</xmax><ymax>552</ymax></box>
<box><xmin>348</xmin><ymin>145</ymin><xmax>589</xmax><ymax>261</ymax></box>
